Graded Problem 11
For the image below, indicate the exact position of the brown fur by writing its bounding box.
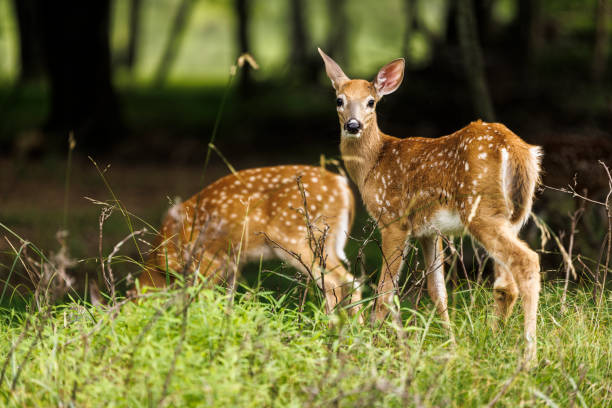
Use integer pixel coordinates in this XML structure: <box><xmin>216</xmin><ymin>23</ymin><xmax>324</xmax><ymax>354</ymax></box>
<box><xmin>136</xmin><ymin>165</ymin><xmax>362</xmax><ymax>317</ymax></box>
<box><xmin>320</xmin><ymin>48</ymin><xmax>542</xmax><ymax>365</ymax></box>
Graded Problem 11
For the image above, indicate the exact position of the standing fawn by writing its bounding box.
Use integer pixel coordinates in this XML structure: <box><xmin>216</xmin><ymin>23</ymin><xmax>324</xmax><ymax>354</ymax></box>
<box><xmin>136</xmin><ymin>165</ymin><xmax>362</xmax><ymax>317</ymax></box>
<box><xmin>319</xmin><ymin>48</ymin><xmax>542</xmax><ymax>364</ymax></box>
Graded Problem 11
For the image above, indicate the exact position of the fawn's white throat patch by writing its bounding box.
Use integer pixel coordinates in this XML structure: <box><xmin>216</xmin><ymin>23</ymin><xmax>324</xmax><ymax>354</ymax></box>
<box><xmin>342</xmin><ymin>130</ymin><xmax>362</xmax><ymax>139</ymax></box>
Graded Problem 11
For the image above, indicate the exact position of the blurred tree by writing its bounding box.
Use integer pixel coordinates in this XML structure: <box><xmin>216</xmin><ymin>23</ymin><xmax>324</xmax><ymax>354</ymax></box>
<box><xmin>325</xmin><ymin>0</ymin><xmax>348</xmax><ymax>67</ymax></box>
<box><xmin>126</xmin><ymin>0</ymin><xmax>142</xmax><ymax>71</ymax></box>
<box><xmin>402</xmin><ymin>0</ymin><xmax>417</xmax><ymax>62</ymax></box>
<box><xmin>38</xmin><ymin>0</ymin><xmax>123</xmax><ymax>150</ymax></box>
<box><xmin>430</xmin><ymin>0</ymin><xmax>461</xmax><ymax>69</ymax></box>
<box><xmin>592</xmin><ymin>0</ymin><xmax>609</xmax><ymax>81</ymax></box>
<box><xmin>445</xmin><ymin>0</ymin><xmax>459</xmax><ymax>47</ymax></box>
<box><xmin>236</xmin><ymin>0</ymin><xmax>252</xmax><ymax>91</ymax></box>
<box><xmin>473</xmin><ymin>0</ymin><xmax>493</xmax><ymax>46</ymax></box>
<box><xmin>153</xmin><ymin>0</ymin><xmax>196</xmax><ymax>86</ymax></box>
<box><xmin>114</xmin><ymin>0</ymin><xmax>142</xmax><ymax>72</ymax></box>
<box><xmin>456</xmin><ymin>0</ymin><xmax>495</xmax><ymax>121</ymax></box>
<box><xmin>510</xmin><ymin>0</ymin><xmax>542</xmax><ymax>76</ymax></box>
<box><xmin>13</xmin><ymin>0</ymin><xmax>44</xmax><ymax>82</ymax></box>
<box><xmin>290</xmin><ymin>0</ymin><xmax>317</xmax><ymax>82</ymax></box>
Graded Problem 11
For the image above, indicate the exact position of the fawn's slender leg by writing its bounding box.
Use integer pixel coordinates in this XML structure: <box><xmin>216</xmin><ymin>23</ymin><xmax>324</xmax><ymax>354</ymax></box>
<box><xmin>469</xmin><ymin>220</ymin><xmax>540</xmax><ymax>365</ymax></box>
<box><xmin>326</xmin><ymin>220</ymin><xmax>364</xmax><ymax>321</ymax></box>
<box><xmin>318</xmin><ymin>261</ymin><xmax>362</xmax><ymax>319</ymax></box>
<box><xmin>374</xmin><ymin>226</ymin><xmax>407</xmax><ymax>322</ymax></box>
<box><xmin>325</xmin><ymin>256</ymin><xmax>363</xmax><ymax>322</ymax></box>
<box><xmin>343</xmin><ymin>267</ymin><xmax>363</xmax><ymax>321</ymax></box>
<box><xmin>419</xmin><ymin>235</ymin><xmax>452</xmax><ymax>333</ymax></box>
<box><xmin>492</xmin><ymin>261</ymin><xmax>519</xmax><ymax>327</ymax></box>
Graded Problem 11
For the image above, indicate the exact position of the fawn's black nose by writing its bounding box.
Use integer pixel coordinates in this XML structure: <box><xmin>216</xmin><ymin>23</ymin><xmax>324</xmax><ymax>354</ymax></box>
<box><xmin>345</xmin><ymin>118</ymin><xmax>362</xmax><ymax>134</ymax></box>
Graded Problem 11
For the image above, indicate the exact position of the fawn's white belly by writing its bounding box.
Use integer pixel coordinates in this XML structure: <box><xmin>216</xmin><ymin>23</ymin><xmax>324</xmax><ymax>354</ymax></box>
<box><xmin>245</xmin><ymin>245</ymin><xmax>276</xmax><ymax>262</ymax></box>
<box><xmin>417</xmin><ymin>209</ymin><xmax>465</xmax><ymax>236</ymax></box>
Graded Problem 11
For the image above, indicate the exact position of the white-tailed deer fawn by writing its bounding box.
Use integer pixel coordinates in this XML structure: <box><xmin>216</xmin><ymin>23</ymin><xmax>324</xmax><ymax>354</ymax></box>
<box><xmin>319</xmin><ymin>48</ymin><xmax>542</xmax><ymax>364</ymax></box>
<box><xmin>136</xmin><ymin>165</ymin><xmax>362</xmax><ymax>317</ymax></box>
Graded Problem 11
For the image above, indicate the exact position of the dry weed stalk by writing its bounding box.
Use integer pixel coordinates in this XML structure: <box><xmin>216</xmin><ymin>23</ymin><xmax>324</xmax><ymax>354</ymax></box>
<box><xmin>260</xmin><ymin>175</ymin><xmax>333</xmax><ymax>313</ymax></box>
<box><xmin>597</xmin><ymin>161</ymin><xmax>611</xmax><ymax>308</ymax></box>
<box><xmin>3</xmin><ymin>230</ymin><xmax>76</xmax><ymax>309</ymax></box>
<box><xmin>97</xmin><ymin>204</ymin><xmax>114</xmax><ymax>300</ymax></box>
<box><xmin>560</xmin><ymin>200</ymin><xmax>586</xmax><ymax>311</ymax></box>
<box><xmin>544</xmin><ymin>161</ymin><xmax>611</xmax><ymax>307</ymax></box>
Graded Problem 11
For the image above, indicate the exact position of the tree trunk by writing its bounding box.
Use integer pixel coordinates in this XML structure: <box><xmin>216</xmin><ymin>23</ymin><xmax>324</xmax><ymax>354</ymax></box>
<box><xmin>445</xmin><ymin>0</ymin><xmax>459</xmax><ymax>46</ymax></box>
<box><xmin>592</xmin><ymin>0</ymin><xmax>609</xmax><ymax>81</ymax></box>
<box><xmin>38</xmin><ymin>0</ymin><xmax>123</xmax><ymax>150</ymax></box>
<box><xmin>456</xmin><ymin>0</ymin><xmax>495</xmax><ymax>121</ymax></box>
<box><xmin>126</xmin><ymin>0</ymin><xmax>142</xmax><ymax>71</ymax></box>
<box><xmin>429</xmin><ymin>0</ymin><xmax>460</xmax><ymax>68</ymax></box>
<box><xmin>513</xmin><ymin>0</ymin><xmax>541</xmax><ymax>75</ymax></box>
<box><xmin>473</xmin><ymin>0</ymin><xmax>493</xmax><ymax>47</ymax></box>
<box><xmin>235</xmin><ymin>0</ymin><xmax>252</xmax><ymax>91</ymax></box>
<box><xmin>290</xmin><ymin>0</ymin><xmax>307</xmax><ymax>65</ymax></box>
<box><xmin>153</xmin><ymin>0</ymin><xmax>196</xmax><ymax>86</ymax></box>
<box><xmin>402</xmin><ymin>0</ymin><xmax>417</xmax><ymax>62</ymax></box>
<box><xmin>289</xmin><ymin>0</ymin><xmax>317</xmax><ymax>82</ymax></box>
<box><xmin>13</xmin><ymin>0</ymin><xmax>45</xmax><ymax>82</ymax></box>
<box><xmin>326</xmin><ymin>0</ymin><xmax>348</xmax><ymax>66</ymax></box>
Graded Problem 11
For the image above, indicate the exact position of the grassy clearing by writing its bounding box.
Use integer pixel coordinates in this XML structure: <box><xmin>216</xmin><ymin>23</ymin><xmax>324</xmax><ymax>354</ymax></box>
<box><xmin>0</xmin><ymin>281</ymin><xmax>609</xmax><ymax>407</ymax></box>
<box><xmin>1</xmin><ymin>49</ymin><xmax>610</xmax><ymax>408</ymax></box>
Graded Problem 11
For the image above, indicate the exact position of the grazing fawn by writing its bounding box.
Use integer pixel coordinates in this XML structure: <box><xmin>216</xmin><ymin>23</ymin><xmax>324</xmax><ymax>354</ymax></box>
<box><xmin>136</xmin><ymin>165</ymin><xmax>362</xmax><ymax>317</ymax></box>
<box><xmin>319</xmin><ymin>48</ymin><xmax>542</xmax><ymax>363</ymax></box>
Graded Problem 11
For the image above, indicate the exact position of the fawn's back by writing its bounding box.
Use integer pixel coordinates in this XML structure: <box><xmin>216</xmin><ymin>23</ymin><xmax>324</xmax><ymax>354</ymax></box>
<box><xmin>361</xmin><ymin>120</ymin><xmax>542</xmax><ymax>236</ymax></box>
<box><xmin>142</xmin><ymin>165</ymin><xmax>355</xmax><ymax>287</ymax></box>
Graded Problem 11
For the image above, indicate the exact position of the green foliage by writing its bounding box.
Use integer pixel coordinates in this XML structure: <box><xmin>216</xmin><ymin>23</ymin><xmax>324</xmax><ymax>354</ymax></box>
<box><xmin>2</xmin><ymin>0</ymin><xmax>608</xmax><ymax>82</ymax></box>
<box><xmin>0</xmin><ymin>283</ymin><xmax>609</xmax><ymax>407</ymax></box>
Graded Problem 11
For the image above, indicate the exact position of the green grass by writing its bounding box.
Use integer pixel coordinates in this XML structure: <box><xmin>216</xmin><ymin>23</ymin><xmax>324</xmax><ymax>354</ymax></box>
<box><xmin>0</xmin><ymin>282</ymin><xmax>609</xmax><ymax>407</ymax></box>
<box><xmin>1</xmin><ymin>24</ymin><xmax>610</xmax><ymax>405</ymax></box>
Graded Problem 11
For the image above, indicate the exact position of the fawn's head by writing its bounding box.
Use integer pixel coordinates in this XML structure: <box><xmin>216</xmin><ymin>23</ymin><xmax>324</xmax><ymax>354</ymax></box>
<box><xmin>318</xmin><ymin>48</ymin><xmax>405</xmax><ymax>139</ymax></box>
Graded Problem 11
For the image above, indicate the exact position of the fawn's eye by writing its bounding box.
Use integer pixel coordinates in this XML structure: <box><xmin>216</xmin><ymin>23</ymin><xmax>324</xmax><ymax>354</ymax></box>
<box><xmin>336</xmin><ymin>98</ymin><xmax>344</xmax><ymax>107</ymax></box>
<box><xmin>367</xmin><ymin>99</ymin><xmax>375</xmax><ymax>108</ymax></box>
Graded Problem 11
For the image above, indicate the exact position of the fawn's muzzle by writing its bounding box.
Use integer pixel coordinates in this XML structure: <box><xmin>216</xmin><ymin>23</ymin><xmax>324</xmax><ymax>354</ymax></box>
<box><xmin>345</xmin><ymin>118</ymin><xmax>362</xmax><ymax>134</ymax></box>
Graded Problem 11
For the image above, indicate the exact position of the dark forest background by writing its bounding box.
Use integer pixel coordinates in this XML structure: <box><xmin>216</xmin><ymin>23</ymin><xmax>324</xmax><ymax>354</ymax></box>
<box><xmin>0</xmin><ymin>0</ymin><xmax>611</xmax><ymax>295</ymax></box>
<box><xmin>0</xmin><ymin>0</ymin><xmax>609</xmax><ymax>164</ymax></box>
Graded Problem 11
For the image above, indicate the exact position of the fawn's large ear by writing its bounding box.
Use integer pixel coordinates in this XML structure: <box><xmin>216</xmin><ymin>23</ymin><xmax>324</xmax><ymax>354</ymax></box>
<box><xmin>318</xmin><ymin>48</ymin><xmax>349</xmax><ymax>91</ymax></box>
<box><xmin>373</xmin><ymin>58</ymin><xmax>405</xmax><ymax>97</ymax></box>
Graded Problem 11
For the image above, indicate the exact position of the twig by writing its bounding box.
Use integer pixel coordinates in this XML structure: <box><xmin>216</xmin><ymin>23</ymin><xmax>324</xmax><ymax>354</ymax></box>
<box><xmin>259</xmin><ymin>233</ymin><xmax>317</xmax><ymax>290</ymax></box>
<box><xmin>542</xmin><ymin>183</ymin><xmax>606</xmax><ymax>207</ymax></box>
<box><xmin>98</xmin><ymin>205</ymin><xmax>114</xmax><ymax>298</ymax></box>
<box><xmin>596</xmin><ymin>161</ymin><xmax>612</xmax><ymax>309</ymax></box>
<box><xmin>561</xmin><ymin>200</ymin><xmax>586</xmax><ymax>311</ymax></box>
<box><xmin>106</xmin><ymin>228</ymin><xmax>146</xmax><ymax>305</ymax></box>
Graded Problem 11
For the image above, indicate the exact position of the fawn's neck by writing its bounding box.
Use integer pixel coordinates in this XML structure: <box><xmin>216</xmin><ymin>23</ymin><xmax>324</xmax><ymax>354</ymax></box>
<box><xmin>340</xmin><ymin>121</ymin><xmax>387</xmax><ymax>190</ymax></box>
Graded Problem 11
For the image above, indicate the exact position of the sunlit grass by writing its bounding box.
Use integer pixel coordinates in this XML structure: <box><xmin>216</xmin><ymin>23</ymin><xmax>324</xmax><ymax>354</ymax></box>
<box><xmin>0</xmin><ymin>282</ymin><xmax>609</xmax><ymax>407</ymax></box>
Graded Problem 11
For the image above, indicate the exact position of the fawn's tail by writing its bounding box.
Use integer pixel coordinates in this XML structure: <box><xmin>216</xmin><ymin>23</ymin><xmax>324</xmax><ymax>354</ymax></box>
<box><xmin>503</xmin><ymin>145</ymin><xmax>543</xmax><ymax>227</ymax></box>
